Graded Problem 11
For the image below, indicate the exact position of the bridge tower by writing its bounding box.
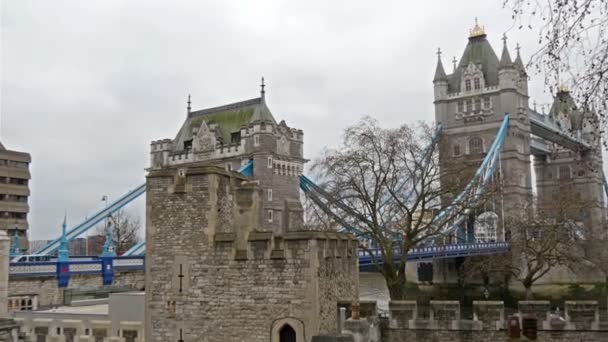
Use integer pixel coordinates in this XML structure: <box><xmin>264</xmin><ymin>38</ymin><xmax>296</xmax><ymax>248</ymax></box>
<box><xmin>433</xmin><ymin>21</ymin><xmax>533</xmax><ymax>243</ymax></box>
<box><xmin>534</xmin><ymin>88</ymin><xmax>606</xmax><ymax>236</ymax></box>
<box><xmin>145</xmin><ymin>83</ymin><xmax>359</xmax><ymax>341</ymax></box>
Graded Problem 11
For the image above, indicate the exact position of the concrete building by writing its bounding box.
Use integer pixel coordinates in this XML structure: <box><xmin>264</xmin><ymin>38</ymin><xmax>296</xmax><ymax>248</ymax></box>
<box><xmin>146</xmin><ymin>86</ymin><xmax>359</xmax><ymax>341</ymax></box>
<box><xmin>0</xmin><ymin>143</ymin><xmax>31</xmax><ymax>251</ymax></box>
<box><xmin>12</xmin><ymin>292</ymin><xmax>144</xmax><ymax>341</ymax></box>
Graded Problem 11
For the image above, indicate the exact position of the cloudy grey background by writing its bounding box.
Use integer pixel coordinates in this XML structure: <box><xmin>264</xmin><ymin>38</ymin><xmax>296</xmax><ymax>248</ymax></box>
<box><xmin>1</xmin><ymin>0</ymin><xmax>559</xmax><ymax>240</ymax></box>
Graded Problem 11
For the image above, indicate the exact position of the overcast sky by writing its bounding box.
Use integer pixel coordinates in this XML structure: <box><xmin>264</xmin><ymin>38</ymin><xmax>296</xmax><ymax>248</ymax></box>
<box><xmin>1</xmin><ymin>1</ymin><xmax>559</xmax><ymax>240</ymax></box>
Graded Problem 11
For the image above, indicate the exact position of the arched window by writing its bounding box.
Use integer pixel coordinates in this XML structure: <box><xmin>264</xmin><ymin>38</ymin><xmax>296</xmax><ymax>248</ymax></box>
<box><xmin>469</xmin><ymin>137</ymin><xmax>483</xmax><ymax>154</ymax></box>
<box><xmin>474</xmin><ymin>77</ymin><xmax>481</xmax><ymax>90</ymax></box>
<box><xmin>465</xmin><ymin>79</ymin><xmax>472</xmax><ymax>92</ymax></box>
<box><xmin>279</xmin><ymin>324</ymin><xmax>296</xmax><ymax>342</ymax></box>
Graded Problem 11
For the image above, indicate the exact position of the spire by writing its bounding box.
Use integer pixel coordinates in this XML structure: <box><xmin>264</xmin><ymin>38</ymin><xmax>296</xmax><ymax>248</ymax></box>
<box><xmin>514</xmin><ymin>43</ymin><xmax>526</xmax><ymax>72</ymax></box>
<box><xmin>187</xmin><ymin>94</ymin><xmax>191</xmax><ymax>115</ymax></box>
<box><xmin>433</xmin><ymin>48</ymin><xmax>447</xmax><ymax>82</ymax></box>
<box><xmin>260</xmin><ymin>77</ymin><xmax>266</xmax><ymax>100</ymax></box>
<box><xmin>498</xmin><ymin>33</ymin><xmax>513</xmax><ymax>68</ymax></box>
<box><xmin>9</xmin><ymin>230</ymin><xmax>22</xmax><ymax>257</ymax></box>
<box><xmin>58</xmin><ymin>213</ymin><xmax>69</xmax><ymax>262</ymax></box>
<box><xmin>452</xmin><ymin>56</ymin><xmax>457</xmax><ymax>72</ymax></box>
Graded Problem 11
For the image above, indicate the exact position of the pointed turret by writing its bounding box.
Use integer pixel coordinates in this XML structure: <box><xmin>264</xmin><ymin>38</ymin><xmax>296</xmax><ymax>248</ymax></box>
<box><xmin>9</xmin><ymin>231</ymin><xmax>22</xmax><ymax>257</ymax></box>
<box><xmin>58</xmin><ymin>214</ymin><xmax>70</xmax><ymax>262</ymax></box>
<box><xmin>514</xmin><ymin>43</ymin><xmax>526</xmax><ymax>73</ymax></box>
<box><xmin>498</xmin><ymin>34</ymin><xmax>513</xmax><ymax>68</ymax></box>
<box><xmin>101</xmin><ymin>220</ymin><xmax>117</xmax><ymax>257</ymax></box>
<box><xmin>433</xmin><ymin>48</ymin><xmax>447</xmax><ymax>82</ymax></box>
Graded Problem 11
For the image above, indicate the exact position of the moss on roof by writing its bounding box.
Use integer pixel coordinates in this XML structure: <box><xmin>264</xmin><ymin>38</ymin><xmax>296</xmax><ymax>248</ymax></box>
<box><xmin>173</xmin><ymin>97</ymin><xmax>276</xmax><ymax>150</ymax></box>
<box><xmin>190</xmin><ymin>107</ymin><xmax>254</xmax><ymax>142</ymax></box>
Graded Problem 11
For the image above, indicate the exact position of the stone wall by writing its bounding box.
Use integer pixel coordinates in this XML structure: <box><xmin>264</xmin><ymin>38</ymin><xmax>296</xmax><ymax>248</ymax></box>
<box><xmin>8</xmin><ymin>270</ymin><xmax>144</xmax><ymax>307</ymax></box>
<box><xmin>145</xmin><ymin>166</ymin><xmax>359</xmax><ymax>342</ymax></box>
<box><xmin>381</xmin><ymin>329</ymin><xmax>608</xmax><ymax>342</ymax></box>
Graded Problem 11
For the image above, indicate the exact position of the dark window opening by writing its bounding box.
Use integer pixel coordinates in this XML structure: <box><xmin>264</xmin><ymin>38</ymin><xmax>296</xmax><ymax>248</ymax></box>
<box><xmin>231</xmin><ymin>132</ymin><xmax>241</xmax><ymax>144</ymax></box>
<box><xmin>183</xmin><ymin>140</ymin><xmax>192</xmax><ymax>151</ymax></box>
<box><xmin>279</xmin><ymin>324</ymin><xmax>296</xmax><ymax>342</ymax></box>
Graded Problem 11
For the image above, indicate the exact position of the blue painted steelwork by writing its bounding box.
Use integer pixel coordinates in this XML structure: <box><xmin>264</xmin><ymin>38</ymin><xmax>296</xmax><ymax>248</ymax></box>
<box><xmin>238</xmin><ymin>159</ymin><xmax>253</xmax><ymax>177</ymax></box>
<box><xmin>9</xmin><ymin>233</ymin><xmax>22</xmax><ymax>258</ymax></box>
<box><xmin>101</xmin><ymin>227</ymin><xmax>117</xmax><ymax>257</ymax></box>
<box><xmin>34</xmin><ymin>184</ymin><xmax>146</xmax><ymax>256</ymax></box>
<box><xmin>123</xmin><ymin>240</ymin><xmax>145</xmax><ymax>256</ymax></box>
<box><xmin>358</xmin><ymin>242</ymin><xmax>511</xmax><ymax>270</ymax></box>
<box><xmin>433</xmin><ymin>114</ymin><xmax>510</xmax><ymax>235</ymax></box>
<box><xmin>57</xmin><ymin>216</ymin><xmax>70</xmax><ymax>262</ymax></box>
<box><xmin>8</xmin><ymin>256</ymin><xmax>145</xmax><ymax>286</ymax></box>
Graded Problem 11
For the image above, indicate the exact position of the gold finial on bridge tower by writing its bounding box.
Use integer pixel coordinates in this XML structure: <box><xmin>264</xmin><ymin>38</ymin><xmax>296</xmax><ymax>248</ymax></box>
<box><xmin>469</xmin><ymin>17</ymin><xmax>486</xmax><ymax>38</ymax></box>
<box><xmin>558</xmin><ymin>83</ymin><xmax>570</xmax><ymax>93</ymax></box>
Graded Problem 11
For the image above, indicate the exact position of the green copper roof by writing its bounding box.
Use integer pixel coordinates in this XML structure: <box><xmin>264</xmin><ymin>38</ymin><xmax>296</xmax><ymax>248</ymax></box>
<box><xmin>448</xmin><ymin>35</ymin><xmax>500</xmax><ymax>92</ymax></box>
<box><xmin>173</xmin><ymin>97</ymin><xmax>276</xmax><ymax>150</ymax></box>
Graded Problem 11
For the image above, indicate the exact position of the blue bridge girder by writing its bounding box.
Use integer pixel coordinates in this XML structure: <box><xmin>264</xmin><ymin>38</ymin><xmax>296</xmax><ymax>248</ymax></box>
<box><xmin>358</xmin><ymin>242</ymin><xmax>511</xmax><ymax>269</ymax></box>
<box><xmin>33</xmin><ymin>184</ymin><xmax>146</xmax><ymax>256</ymax></box>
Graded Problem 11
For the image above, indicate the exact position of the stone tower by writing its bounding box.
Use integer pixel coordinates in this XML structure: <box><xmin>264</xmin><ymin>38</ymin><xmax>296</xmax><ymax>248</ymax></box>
<box><xmin>534</xmin><ymin>88</ymin><xmax>606</xmax><ymax>236</ymax></box>
<box><xmin>433</xmin><ymin>21</ymin><xmax>533</xmax><ymax>242</ymax></box>
<box><xmin>145</xmin><ymin>84</ymin><xmax>359</xmax><ymax>342</ymax></box>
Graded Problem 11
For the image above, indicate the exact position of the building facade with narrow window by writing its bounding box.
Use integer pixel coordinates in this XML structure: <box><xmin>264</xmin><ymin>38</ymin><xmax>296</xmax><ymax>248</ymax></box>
<box><xmin>0</xmin><ymin>142</ymin><xmax>31</xmax><ymax>251</ymax></box>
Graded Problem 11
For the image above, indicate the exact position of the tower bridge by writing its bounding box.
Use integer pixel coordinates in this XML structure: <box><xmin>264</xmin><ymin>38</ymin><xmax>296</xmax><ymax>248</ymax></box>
<box><xmin>7</xmin><ymin>21</ymin><xmax>608</xmax><ymax>341</ymax></box>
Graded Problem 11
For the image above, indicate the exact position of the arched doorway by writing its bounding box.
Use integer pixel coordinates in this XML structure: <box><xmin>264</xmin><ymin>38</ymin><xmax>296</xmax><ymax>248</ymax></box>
<box><xmin>279</xmin><ymin>324</ymin><xmax>296</xmax><ymax>342</ymax></box>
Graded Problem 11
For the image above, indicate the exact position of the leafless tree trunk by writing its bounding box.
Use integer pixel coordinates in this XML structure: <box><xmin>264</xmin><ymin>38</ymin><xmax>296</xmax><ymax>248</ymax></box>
<box><xmin>465</xmin><ymin>189</ymin><xmax>588</xmax><ymax>299</ymax></box>
<box><xmin>311</xmin><ymin>117</ymin><xmax>484</xmax><ymax>300</ymax></box>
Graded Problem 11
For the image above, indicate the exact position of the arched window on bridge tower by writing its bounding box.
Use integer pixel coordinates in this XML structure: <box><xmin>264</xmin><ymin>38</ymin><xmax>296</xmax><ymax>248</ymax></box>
<box><xmin>474</xmin><ymin>212</ymin><xmax>499</xmax><ymax>242</ymax></box>
<box><xmin>469</xmin><ymin>137</ymin><xmax>483</xmax><ymax>155</ymax></box>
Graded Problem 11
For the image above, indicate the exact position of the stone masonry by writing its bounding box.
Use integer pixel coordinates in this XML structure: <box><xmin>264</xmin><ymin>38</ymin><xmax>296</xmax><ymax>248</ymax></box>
<box><xmin>145</xmin><ymin>90</ymin><xmax>359</xmax><ymax>342</ymax></box>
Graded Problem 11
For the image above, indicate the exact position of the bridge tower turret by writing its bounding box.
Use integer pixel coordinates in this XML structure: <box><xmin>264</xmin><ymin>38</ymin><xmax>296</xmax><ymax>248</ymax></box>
<box><xmin>434</xmin><ymin>21</ymin><xmax>533</xmax><ymax>244</ymax></box>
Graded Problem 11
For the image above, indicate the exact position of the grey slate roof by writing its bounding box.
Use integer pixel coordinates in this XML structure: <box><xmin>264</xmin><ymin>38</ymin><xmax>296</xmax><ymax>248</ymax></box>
<box><xmin>447</xmin><ymin>35</ymin><xmax>500</xmax><ymax>93</ymax></box>
<box><xmin>498</xmin><ymin>42</ymin><xmax>513</xmax><ymax>68</ymax></box>
<box><xmin>433</xmin><ymin>57</ymin><xmax>448</xmax><ymax>82</ymax></box>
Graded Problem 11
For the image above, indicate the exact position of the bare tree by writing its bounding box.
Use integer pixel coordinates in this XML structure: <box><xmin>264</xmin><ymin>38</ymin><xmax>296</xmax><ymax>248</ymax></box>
<box><xmin>466</xmin><ymin>190</ymin><xmax>587</xmax><ymax>299</ymax></box>
<box><xmin>311</xmin><ymin>117</ymin><xmax>483</xmax><ymax>299</ymax></box>
<box><xmin>94</xmin><ymin>209</ymin><xmax>141</xmax><ymax>255</ymax></box>
<box><xmin>504</xmin><ymin>0</ymin><xmax>608</xmax><ymax>141</ymax></box>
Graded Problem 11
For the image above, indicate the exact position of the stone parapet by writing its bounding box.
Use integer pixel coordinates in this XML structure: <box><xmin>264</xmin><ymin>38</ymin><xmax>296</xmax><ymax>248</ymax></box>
<box><xmin>519</xmin><ymin>300</ymin><xmax>551</xmax><ymax>329</ymax></box>
<box><xmin>473</xmin><ymin>300</ymin><xmax>504</xmax><ymax>330</ymax></box>
<box><xmin>564</xmin><ymin>300</ymin><xmax>599</xmax><ymax>330</ymax></box>
<box><xmin>388</xmin><ymin>301</ymin><xmax>417</xmax><ymax>329</ymax></box>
